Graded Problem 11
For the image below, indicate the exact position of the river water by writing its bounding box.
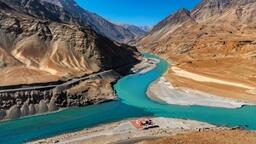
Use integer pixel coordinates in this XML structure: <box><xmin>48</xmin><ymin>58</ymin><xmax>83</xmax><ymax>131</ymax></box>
<box><xmin>0</xmin><ymin>53</ymin><xmax>255</xmax><ymax>143</ymax></box>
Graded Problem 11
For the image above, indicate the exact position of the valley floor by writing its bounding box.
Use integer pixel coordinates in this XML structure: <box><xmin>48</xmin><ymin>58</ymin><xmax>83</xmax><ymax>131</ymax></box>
<box><xmin>30</xmin><ymin>117</ymin><xmax>218</xmax><ymax>144</ymax></box>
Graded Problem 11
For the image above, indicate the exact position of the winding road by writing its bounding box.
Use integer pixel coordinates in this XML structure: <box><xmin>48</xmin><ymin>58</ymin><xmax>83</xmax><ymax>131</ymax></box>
<box><xmin>0</xmin><ymin>70</ymin><xmax>113</xmax><ymax>93</ymax></box>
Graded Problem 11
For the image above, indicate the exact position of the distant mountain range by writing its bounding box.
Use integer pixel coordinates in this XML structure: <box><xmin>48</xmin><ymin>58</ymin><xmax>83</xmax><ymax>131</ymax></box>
<box><xmin>1</xmin><ymin>0</ymin><xmax>144</xmax><ymax>43</ymax></box>
<box><xmin>139</xmin><ymin>26</ymin><xmax>152</xmax><ymax>32</ymax></box>
<box><xmin>121</xmin><ymin>24</ymin><xmax>151</xmax><ymax>39</ymax></box>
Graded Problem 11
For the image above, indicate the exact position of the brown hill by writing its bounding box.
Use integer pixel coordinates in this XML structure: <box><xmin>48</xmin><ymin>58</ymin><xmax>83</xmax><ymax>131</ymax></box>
<box><xmin>137</xmin><ymin>0</ymin><xmax>256</xmax><ymax>102</ymax></box>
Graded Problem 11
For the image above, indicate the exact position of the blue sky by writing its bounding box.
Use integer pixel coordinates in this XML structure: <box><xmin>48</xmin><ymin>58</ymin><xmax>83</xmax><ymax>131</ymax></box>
<box><xmin>75</xmin><ymin>0</ymin><xmax>202</xmax><ymax>26</ymax></box>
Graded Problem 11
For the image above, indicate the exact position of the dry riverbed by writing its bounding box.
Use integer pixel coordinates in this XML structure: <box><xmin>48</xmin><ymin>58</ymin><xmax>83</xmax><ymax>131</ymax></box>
<box><xmin>30</xmin><ymin>117</ymin><xmax>220</xmax><ymax>144</ymax></box>
<box><xmin>131</xmin><ymin>57</ymin><xmax>160</xmax><ymax>74</ymax></box>
<box><xmin>147</xmin><ymin>77</ymin><xmax>249</xmax><ymax>108</ymax></box>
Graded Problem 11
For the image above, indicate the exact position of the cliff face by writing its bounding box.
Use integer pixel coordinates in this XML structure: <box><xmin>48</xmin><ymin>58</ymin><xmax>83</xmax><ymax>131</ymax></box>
<box><xmin>1</xmin><ymin>0</ymin><xmax>137</xmax><ymax>43</ymax></box>
<box><xmin>0</xmin><ymin>1</ymin><xmax>140</xmax><ymax>120</ymax></box>
<box><xmin>137</xmin><ymin>0</ymin><xmax>256</xmax><ymax>101</ymax></box>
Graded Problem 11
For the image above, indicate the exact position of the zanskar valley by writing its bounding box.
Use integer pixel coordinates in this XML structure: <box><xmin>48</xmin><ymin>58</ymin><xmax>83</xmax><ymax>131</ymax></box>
<box><xmin>0</xmin><ymin>0</ymin><xmax>256</xmax><ymax>144</ymax></box>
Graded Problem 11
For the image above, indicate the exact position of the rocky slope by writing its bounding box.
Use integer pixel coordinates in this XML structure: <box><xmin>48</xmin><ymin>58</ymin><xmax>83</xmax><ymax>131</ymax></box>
<box><xmin>138</xmin><ymin>0</ymin><xmax>256</xmax><ymax>102</ymax></box>
<box><xmin>1</xmin><ymin>0</ymin><xmax>137</xmax><ymax>43</ymax></box>
<box><xmin>138</xmin><ymin>8</ymin><xmax>194</xmax><ymax>46</ymax></box>
<box><xmin>0</xmin><ymin>1</ymin><xmax>140</xmax><ymax>120</ymax></box>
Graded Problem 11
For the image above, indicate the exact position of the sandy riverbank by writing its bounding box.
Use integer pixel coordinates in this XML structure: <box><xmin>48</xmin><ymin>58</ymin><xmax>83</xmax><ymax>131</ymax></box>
<box><xmin>30</xmin><ymin>117</ymin><xmax>219</xmax><ymax>144</ymax></box>
<box><xmin>164</xmin><ymin>57</ymin><xmax>256</xmax><ymax>103</ymax></box>
<box><xmin>131</xmin><ymin>57</ymin><xmax>160</xmax><ymax>74</ymax></box>
<box><xmin>171</xmin><ymin>66</ymin><xmax>256</xmax><ymax>92</ymax></box>
<box><xmin>147</xmin><ymin>77</ymin><xmax>248</xmax><ymax>108</ymax></box>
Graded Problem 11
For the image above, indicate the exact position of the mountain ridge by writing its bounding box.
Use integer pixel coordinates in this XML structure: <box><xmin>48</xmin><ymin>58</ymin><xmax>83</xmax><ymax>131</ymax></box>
<box><xmin>137</xmin><ymin>8</ymin><xmax>196</xmax><ymax>48</ymax></box>
<box><xmin>1</xmin><ymin>0</ymin><xmax>137</xmax><ymax>43</ymax></box>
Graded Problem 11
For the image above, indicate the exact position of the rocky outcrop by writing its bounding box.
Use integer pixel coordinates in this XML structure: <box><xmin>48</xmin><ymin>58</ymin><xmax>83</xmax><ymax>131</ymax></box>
<box><xmin>0</xmin><ymin>70</ymin><xmax>120</xmax><ymax>121</ymax></box>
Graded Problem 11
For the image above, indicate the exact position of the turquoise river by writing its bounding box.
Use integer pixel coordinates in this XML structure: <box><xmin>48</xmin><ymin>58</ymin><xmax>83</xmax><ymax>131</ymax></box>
<box><xmin>0</xmin><ymin>53</ymin><xmax>256</xmax><ymax>144</ymax></box>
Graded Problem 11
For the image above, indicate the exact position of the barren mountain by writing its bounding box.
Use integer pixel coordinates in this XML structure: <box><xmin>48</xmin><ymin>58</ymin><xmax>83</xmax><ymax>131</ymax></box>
<box><xmin>0</xmin><ymin>1</ymin><xmax>139</xmax><ymax>86</ymax></box>
<box><xmin>139</xmin><ymin>8</ymin><xmax>194</xmax><ymax>46</ymax></box>
<box><xmin>138</xmin><ymin>0</ymin><xmax>256</xmax><ymax>102</ymax></box>
<box><xmin>1</xmin><ymin>0</ymin><xmax>136</xmax><ymax>43</ymax></box>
